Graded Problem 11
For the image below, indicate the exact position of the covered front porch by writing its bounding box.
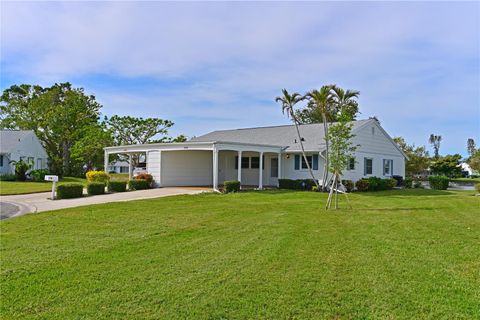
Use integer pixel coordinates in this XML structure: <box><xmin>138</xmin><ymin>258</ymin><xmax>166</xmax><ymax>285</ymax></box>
<box><xmin>104</xmin><ymin>141</ymin><xmax>284</xmax><ymax>191</ymax></box>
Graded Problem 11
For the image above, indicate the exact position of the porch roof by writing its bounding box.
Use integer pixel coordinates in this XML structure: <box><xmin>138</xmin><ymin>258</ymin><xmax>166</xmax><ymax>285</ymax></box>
<box><xmin>104</xmin><ymin>140</ymin><xmax>285</xmax><ymax>154</ymax></box>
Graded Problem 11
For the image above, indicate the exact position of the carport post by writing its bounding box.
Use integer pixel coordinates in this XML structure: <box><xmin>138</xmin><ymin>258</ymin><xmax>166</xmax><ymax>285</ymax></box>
<box><xmin>258</xmin><ymin>152</ymin><xmax>263</xmax><ymax>190</ymax></box>
<box><xmin>104</xmin><ymin>150</ymin><xmax>109</xmax><ymax>172</ymax></box>
<box><xmin>128</xmin><ymin>154</ymin><xmax>133</xmax><ymax>180</ymax></box>
<box><xmin>237</xmin><ymin>151</ymin><xmax>242</xmax><ymax>188</ymax></box>
<box><xmin>278</xmin><ymin>152</ymin><xmax>282</xmax><ymax>187</ymax></box>
<box><xmin>213</xmin><ymin>148</ymin><xmax>219</xmax><ymax>191</ymax></box>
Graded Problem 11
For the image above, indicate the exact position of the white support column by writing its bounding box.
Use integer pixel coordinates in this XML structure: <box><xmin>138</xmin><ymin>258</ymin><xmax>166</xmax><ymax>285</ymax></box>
<box><xmin>258</xmin><ymin>152</ymin><xmax>263</xmax><ymax>190</ymax></box>
<box><xmin>128</xmin><ymin>154</ymin><xmax>133</xmax><ymax>180</ymax></box>
<box><xmin>278</xmin><ymin>153</ymin><xmax>282</xmax><ymax>187</ymax></box>
<box><xmin>237</xmin><ymin>151</ymin><xmax>242</xmax><ymax>187</ymax></box>
<box><xmin>104</xmin><ymin>150</ymin><xmax>109</xmax><ymax>172</ymax></box>
<box><xmin>158</xmin><ymin>150</ymin><xmax>162</xmax><ymax>187</ymax></box>
<box><xmin>213</xmin><ymin>148</ymin><xmax>219</xmax><ymax>191</ymax></box>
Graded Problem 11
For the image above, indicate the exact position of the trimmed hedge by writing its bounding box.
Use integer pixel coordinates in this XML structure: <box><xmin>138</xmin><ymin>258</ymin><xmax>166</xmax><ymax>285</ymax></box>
<box><xmin>57</xmin><ymin>183</ymin><xmax>83</xmax><ymax>199</ymax></box>
<box><xmin>128</xmin><ymin>179</ymin><xmax>150</xmax><ymax>191</ymax></box>
<box><xmin>341</xmin><ymin>180</ymin><xmax>354</xmax><ymax>192</ymax></box>
<box><xmin>87</xmin><ymin>182</ymin><xmax>105</xmax><ymax>195</ymax></box>
<box><xmin>355</xmin><ymin>179</ymin><xmax>369</xmax><ymax>192</ymax></box>
<box><xmin>404</xmin><ymin>177</ymin><xmax>413</xmax><ymax>189</ymax></box>
<box><xmin>134</xmin><ymin>173</ymin><xmax>153</xmax><ymax>186</ymax></box>
<box><xmin>355</xmin><ymin>177</ymin><xmax>396</xmax><ymax>192</ymax></box>
<box><xmin>428</xmin><ymin>175</ymin><xmax>449</xmax><ymax>190</ymax></box>
<box><xmin>224</xmin><ymin>180</ymin><xmax>241</xmax><ymax>193</ymax></box>
<box><xmin>278</xmin><ymin>179</ymin><xmax>316</xmax><ymax>190</ymax></box>
<box><xmin>0</xmin><ymin>173</ymin><xmax>16</xmax><ymax>181</ymax></box>
<box><xmin>108</xmin><ymin>180</ymin><xmax>127</xmax><ymax>193</ymax></box>
<box><xmin>86</xmin><ymin>171</ymin><xmax>110</xmax><ymax>183</ymax></box>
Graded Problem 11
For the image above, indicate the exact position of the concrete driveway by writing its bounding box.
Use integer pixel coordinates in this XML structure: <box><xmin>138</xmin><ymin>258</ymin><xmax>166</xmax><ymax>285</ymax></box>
<box><xmin>0</xmin><ymin>187</ymin><xmax>209</xmax><ymax>220</ymax></box>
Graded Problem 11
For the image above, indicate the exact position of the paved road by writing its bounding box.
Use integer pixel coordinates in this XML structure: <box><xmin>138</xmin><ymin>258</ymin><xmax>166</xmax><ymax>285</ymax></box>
<box><xmin>0</xmin><ymin>187</ymin><xmax>209</xmax><ymax>220</ymax></box>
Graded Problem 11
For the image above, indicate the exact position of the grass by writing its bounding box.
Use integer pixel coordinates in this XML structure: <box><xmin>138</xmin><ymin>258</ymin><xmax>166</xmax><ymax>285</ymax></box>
<box><xmin>0</xmin><ymin>177</ymin><xmax>86</xmax><ymax>196</ymax></box>
<box><xmin>1</xmin><ymin>189</ymin><xmax>479</xmax><ymax>319</ymax></box>
<box><xmin>449</xmin><ymin>177</ymin><xmax>480</xmax><ymax>184</ymax></box>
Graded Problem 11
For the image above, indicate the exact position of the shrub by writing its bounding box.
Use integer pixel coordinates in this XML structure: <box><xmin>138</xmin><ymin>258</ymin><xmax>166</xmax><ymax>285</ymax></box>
<box><xmin>367</xmin><ymin>177</ymin><xmax>382</xmax><ymax>191</ymax></box>
<box><xmin>355</xmin><ymin>179</ymin><xmax>369</xmax><ymax>192</ymax></box>
<box><xmin>134</xmin><ymin>173</ymin><xmax>153</xmax><ymax>186</ymax></box>
<box><xmin>341</xmin><ymin>180</ymin><xmax>354</xmax><ymax>192</ymax></box>
<box><xmin>384</xmin><ymin>178</ymin><xmax>397</xmax><ymax>190</ymax></box>
<box><xmin>87</xmin><ymin>182</ymin><xmax>105</xmax><ymax>195</ymax></box>
<box><xmin>428</xmin><ymin>175</ymin><xmax>449</xmax><ymax>190</ymax></box>
<box><xmin>0</xmin><ymin>173</ymin><xmax>16</xmax><ymax>181</ymax></box>
<box><xmin>404</xmin><ymin>177</ymin><xmax>413</xmax><ymax>189</ymax></box>
<box><xmin>475</xmin><ymin>183</ymin><xmax>480</xmax><ymax>193</ymax></box>
<box><xmin>224</xmin><ymin>180</ymin><xmax>241</xmax><ymax>193</ymax></box>
<box><xmin>30</xmin><ymin>169</ymin><xmax>49</xmax><ymax>182</ymax></box>
<box><xmin>278</xmin><ymin>179</ymin><xmax>317</xmax><ymax>190</ymax></box>
<box><xmin>312</xmin><ymin>186</ymin><xmax>319</xmax><ymax>192</ymax></box>
<box><xmin>392</xmin><ymin>175</ymin><xmax>403</xmax><ymax>187</ymax></box>
<box><xmin>413</xmin><ymin>180</ymin><xmax>422</xmax><ymax>188</ymax></box>
<box><xmin>108</xmin><ymin>180</ymin><xmax>127</xmax><ymax>192</ymax></box>
<box><xmin>86</xmin><ymin>171</ymin><xmax>110</xmax><ymax>183</ymax></box>
<box><xmin>57</xmin><ymin>183</ymin><xmax>83</xmax><ymax>199</ymax></box>
<box><xmin>128</xmin><ymin>179</ymin><xmax>150</xmax><ymax>191</ymax></box>
<box><xmin>10</xmin><ymin>159</ymin><xmax>33</xmax><ymax>181</ymax></box>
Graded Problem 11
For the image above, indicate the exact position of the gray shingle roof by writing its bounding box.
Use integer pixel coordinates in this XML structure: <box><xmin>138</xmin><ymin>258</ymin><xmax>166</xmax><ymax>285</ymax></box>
<box><xmin>0</xmin><ymin>130</ymin><xmax>35</xmax><ymax>153</ymax></box>
<box><xmin>190</xmin><ymin>119</ymin><xmax>372</xmax><ymax>152</ymax></box>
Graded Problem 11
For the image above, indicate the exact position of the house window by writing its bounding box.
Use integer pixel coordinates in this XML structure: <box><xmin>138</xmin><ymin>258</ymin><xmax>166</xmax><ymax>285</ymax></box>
<box><xmin>251</xmin><ymin>157</ymin><xmax>260</xmax><ymax>169</ymax></box>
<box><xmin>120</xmin><ymin>167</ymin><xmax>129</xmax><ymax>173</ymax></box>
<box><xmin>0</xmin><ymin>155</ymin><xmax>3</xmax><ymax>167</ymax></box>
<box><xmin>294</xmin><ymin>154</ymin><xmax>319</xmax><ymax>170</ymax></box>
<box><xmin>36</xmin><ymin>158</ymin><xmax>43</xmax><ymax>169</ymax></box>
<box><xmin>301</xmin><ymin>156</ymin><xmax>313</xmax><ymax>169</ymax></box>
<box><xmin>383</xmin><ymin>159</ymin><xmax>393</xmax><ymax>176</ymax></box>
<box><xmin>347</xmin><ymin>157</ymin><xmax>355</xmax><ymax>170</ymax></box>
<box><xmin>28</xmin><ymin>157</ymin><xmax>34</xmax><ymax>164</ymax></box>
<box><xmin>364</xmin><ymin>158</ymin><xmax>373</xmax><ymax>175</ymax></box>
<box><xmin>235</xmin><ymin>156</ymin><xmax>250</xmax><ymax>169</ymax></box>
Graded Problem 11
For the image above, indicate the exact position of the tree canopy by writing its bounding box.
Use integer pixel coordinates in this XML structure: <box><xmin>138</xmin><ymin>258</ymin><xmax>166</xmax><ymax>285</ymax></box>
<box><xmin>393</xmin><ymin>137</ymin><xmax>430</xmax><ymax>177</ymax></box>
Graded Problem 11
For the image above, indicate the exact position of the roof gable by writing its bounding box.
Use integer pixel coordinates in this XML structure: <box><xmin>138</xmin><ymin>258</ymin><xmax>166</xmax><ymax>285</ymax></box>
<box><xmin>0</xmin><ymin>130</ymin><xmax>37</xmax><ymax>153</ymax></box>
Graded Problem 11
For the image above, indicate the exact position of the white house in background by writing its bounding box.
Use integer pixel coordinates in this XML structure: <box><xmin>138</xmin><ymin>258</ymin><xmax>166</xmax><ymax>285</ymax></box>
<box><xmin>460</xmin><ymin>162</ymin><xmax>478</xmax><ymax>177</ymax></box>
<box><xmin>104</xmin><ymin>118</ymin><xmax>407</xmax><ymax>190</ymax></box>
<box><xmin>107</xmin><ymin>160</ymin><xmax>130</xmax><ymax>174</ymax></box>
<box><xmin>0</xmin><ymin>130</ymin><xmax>48</xmax><ymax>174</ymax></box>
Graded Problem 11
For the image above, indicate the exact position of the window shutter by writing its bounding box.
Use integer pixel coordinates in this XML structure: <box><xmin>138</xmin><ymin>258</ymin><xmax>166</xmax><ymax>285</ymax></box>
<box><xmin>294</xmin><ymin>155</ymin><xmax>300</xmax><ymax>170</ymax></box>
<box><xmin>383</xmin><ymin>159</ymin><xmax>386</xmax><ymax>175</ymax></box>
<box><xmin>235</xmin><ymin>156</ymin><xmax>238</xmax><ymax>170</ymax></box>
<box><xmin>390</xmin><ymin>160</ymin><xmax>393</xmax><ymax>175</ymax></box>
<box><xmin>312</xmin><ymin>154</ymin><xmax>318</xmax><ymax>170</ymax></box>
<box><xmin>364</xmin><ymin>158</ymin><xmax>367</xmax><ymax>175</ymax></box>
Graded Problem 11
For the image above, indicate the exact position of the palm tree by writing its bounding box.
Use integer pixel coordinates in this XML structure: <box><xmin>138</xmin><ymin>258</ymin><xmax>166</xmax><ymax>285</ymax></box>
<box><xmin>331</xmin><ymin>86</ymin><xmax>360</xmax><ymax>119</ymax></box>
<box><xmin>276</xmin><ymin>89</ymin><xmax>319</xmax><ymax>189</ymax></box>
<box><xmin>305</xmin><ymin>85</ymin><xmax>336</xmax><ymax>190</ymax></box>
<box><xmin>429</xmin><ymin>134</ymin><xmax>442</xmax><ymax>158</ymax></box>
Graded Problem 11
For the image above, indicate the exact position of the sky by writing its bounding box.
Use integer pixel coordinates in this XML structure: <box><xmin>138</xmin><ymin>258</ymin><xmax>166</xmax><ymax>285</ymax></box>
<box><xmin>1</xmin><ymin>1</ymin><xmax>479</xmax><ymax>157</ymax></box>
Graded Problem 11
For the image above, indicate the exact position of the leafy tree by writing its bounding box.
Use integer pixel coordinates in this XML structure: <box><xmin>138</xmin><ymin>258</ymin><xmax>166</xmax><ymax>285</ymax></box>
<box><xmin>70</xmin><ymin>123</ymin><xmax>113</xmax><ymax>171</ymax></box>
<box><xmin>275</xmin><ymin>89</ymin><xmax>319</xmax><ymax>189</ymax></box>
<box><xmin>105</xmin><ymin>115</ymin><xmax>175</xmax><ymax>167</ymax></box>
<box><xmin>296</xmin><ymin>86</ymin><xmax>359</xmax><ymax>124</ymax></box>
<box><xmin>429</xmin><ymin>134</ymin><xmax>442</xmax><ymax>158</ymax></box>
<box><xmin>468</xmin><ymin>150</ymin><xmax>480</xmax><ymax>172</ymax></box>
<box><xmin>430</xmin><ymin>154</ymin><xmax>462</xmax><ymax>177</ymax></box>
<box><xmin>467</xmin><ymin>138</ymin><xmax>476</xmax><ymax>156</ymax></box>
<box><xmin>393</xmin><ymin>137</ymin><xmax>430</xmax><ymax>176</ymax></box>
<box><xmin>325</xmin><ymin>113</ymin><xmax>357</xmax><ymax>209</ymax></box>
<box><xmin>1</xmin><ymin>83</ymin><xmax>102</xmax><ymax>176</ymax></box>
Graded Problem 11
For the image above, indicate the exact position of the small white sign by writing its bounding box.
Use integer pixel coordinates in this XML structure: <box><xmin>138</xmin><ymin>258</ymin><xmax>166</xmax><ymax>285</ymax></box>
<box><xmin>44</xmin><ymin>175</ymin><xmax>59</xmax><ymax>182</ymax></box>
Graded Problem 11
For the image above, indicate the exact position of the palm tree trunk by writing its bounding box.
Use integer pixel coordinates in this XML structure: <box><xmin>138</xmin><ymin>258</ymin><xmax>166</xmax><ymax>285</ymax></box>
<box><xmin>293</xmin><ymin>115</ymin><xmax>319</xmax><ymax>189</ymax></box>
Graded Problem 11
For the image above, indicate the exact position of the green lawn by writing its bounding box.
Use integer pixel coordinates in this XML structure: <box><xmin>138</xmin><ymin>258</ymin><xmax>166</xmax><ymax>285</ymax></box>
<box><xmin>0</xmin><ymin>177</ymin><xmax>86</xmax><ymax>196</ymax></box>
<box><xmin>1</xmin><ymin>190</ymin><xmax>479</xmax><ymax>319</ymax></box>
<box><xmin>450</xmin><ymin>177</ymin><xmax>480</xmax><ymax>184</ymax></box>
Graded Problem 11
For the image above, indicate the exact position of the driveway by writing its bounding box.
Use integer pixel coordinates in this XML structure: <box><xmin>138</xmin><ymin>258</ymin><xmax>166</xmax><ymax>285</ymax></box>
<box><xmin>0</xmin><ymin>187</ymin><xmax>209</xmax><ymax>220</ymax></box>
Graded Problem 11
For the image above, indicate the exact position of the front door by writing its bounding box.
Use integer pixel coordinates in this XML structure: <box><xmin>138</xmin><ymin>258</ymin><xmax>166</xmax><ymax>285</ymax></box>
<box><xmin>270</xmin><ymin>158</ymin><xmax>278</xmax><ymax>185</ymax></box>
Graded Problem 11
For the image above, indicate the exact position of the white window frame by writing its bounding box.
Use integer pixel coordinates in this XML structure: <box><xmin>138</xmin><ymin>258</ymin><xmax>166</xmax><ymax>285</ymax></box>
<box><xmin>364</xmin><ymin>158</ymin><xmax>373</xmax><ymax>175</ymax></box>
<box><xmin>347</xmin><ymin>157</ymin><xmax>355</xmax><ymax>171</ymax></box>
<box><xmin>301</xmin><ymin>156</ymin><xmax>313</xmax><ymax>170</ymax></box>
<box><xmin>383</xmin><ymin>159</ymin><xmax>393</xmax><ymax>176</ymax></box>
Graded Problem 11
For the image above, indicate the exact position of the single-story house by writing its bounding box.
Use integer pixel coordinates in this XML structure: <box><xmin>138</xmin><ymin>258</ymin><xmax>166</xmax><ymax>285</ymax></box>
<box><xmin>107</xmin><ymin>160</ymin><xmax>130</xmax><ymax>174</ymax></box>
<box><xmin>104</xmin><ymin>118</ymin><xmax>407</xmax><ymax>190</ymax></box>
<box><xmin>0</xmin><ymin>130</ymin><xmax>49</xmax><ymax>174</ymax></box>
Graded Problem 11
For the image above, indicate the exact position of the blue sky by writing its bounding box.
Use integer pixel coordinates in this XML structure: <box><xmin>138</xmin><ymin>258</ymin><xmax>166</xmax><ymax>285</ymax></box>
<box><xmin>1</xmin><ymin>1</ymin><xmax>479</xmax><ymax>157</ymax></box>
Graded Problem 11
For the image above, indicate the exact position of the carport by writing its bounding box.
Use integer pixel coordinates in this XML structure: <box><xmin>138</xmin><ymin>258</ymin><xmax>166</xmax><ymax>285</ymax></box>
<box><xmin>104</xmin><ymin>141</ymin><xmax>284</xmax><ymax>191</ymax></box>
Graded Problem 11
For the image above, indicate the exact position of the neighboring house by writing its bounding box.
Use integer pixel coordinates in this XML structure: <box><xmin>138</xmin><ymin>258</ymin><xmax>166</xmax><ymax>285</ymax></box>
<box><xmin>107</xmin><ymin>160</ymin><xmax>130</xmax><ymax>174</ymax></box>
<box><xmin>460</xmin><ymin>162</ymin><xmax>478</xmax><ymax>177</ymax></box>
<box><xmin>104</xmin><ymin>118</ymin><xmax>407</xmax><ymax>190</ymax></box>
<box><xmin>0</xmin><ymin>130</ymin><xmax>49</xmax><ymax>174</ymax></box>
